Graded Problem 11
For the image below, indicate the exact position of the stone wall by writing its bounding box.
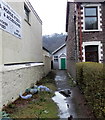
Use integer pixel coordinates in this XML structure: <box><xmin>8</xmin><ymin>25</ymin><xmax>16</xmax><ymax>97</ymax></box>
<box><xmin>43</xmin><ymin>56</ymin><xmax>51</xmax><ymax>75</ymax></box>
<box><xmin>102</xmin><ymin>3</ymin><xmax>105</xmax><ymax>63</ymax></box>
<box><xmin>66</xmin><ymin>3</ymin><xmax>76</xmax><ymax>80</ymax></box>
<box><xmin>1</xmin><ymin>63</ymin><xmax>45</xmax><ymax>109</ymax></box>
<box><xmin>66</xmin><ymin>2</ymin><xmax>105</xmax><ymax>80</ymax></box>
<box><xmin>78</xmin><ymin>3</ymin><xmax>104</xmax><ymax>63</ymax></box>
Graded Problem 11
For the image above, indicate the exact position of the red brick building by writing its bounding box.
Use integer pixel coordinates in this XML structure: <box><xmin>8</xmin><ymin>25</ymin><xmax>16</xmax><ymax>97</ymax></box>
<box><xmin>66</xmin><ymin>0</ymin><xmax>105</xmax><ymax>79</ymax></box>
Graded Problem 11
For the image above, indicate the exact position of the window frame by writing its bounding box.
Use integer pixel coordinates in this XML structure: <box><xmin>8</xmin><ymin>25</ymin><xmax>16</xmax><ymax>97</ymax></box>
<box><xmin>24</xmin><ymin>3</ymin><xmax>30</xmax><ymax>24</ymax></box>
<box><xmin>85</xmin><ymin>7</ymin><xmax>98</xmax><ymax>30</ymax></box>
<box><xmin>82</xmin><ymin>4</ymin><xmax>102</xmax><ymax>32</ymax></box>
<box><xmin>54</xmin><ymin>56</ymin><xmax>58</xmax><ymax>62</ymax></box>
<box><xmin>82</xmin><ymin>41</ymin><xmax>103</xmax><ymax>63</ymax></box>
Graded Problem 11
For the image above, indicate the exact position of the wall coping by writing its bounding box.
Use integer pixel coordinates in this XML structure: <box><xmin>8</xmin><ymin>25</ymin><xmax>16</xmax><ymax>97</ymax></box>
<box><xmin>0</xmin><ymin>63</ymin><xmax>44</xmax><ymax>72</ymax></box>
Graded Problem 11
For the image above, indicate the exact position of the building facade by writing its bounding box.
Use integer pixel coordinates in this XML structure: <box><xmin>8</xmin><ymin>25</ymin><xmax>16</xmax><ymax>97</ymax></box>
<box><xmin>66</xmin><ymin>0</ymin><xmax>105</xmax><ymax>79</ymax></box>
<box><xmin>52</xmin><ymin>44</ymin><xmax>67</xmax><ymax>70</ymax></box>
<box><xmin>0</xmin><ymin>0</ymin><xmax>50</xmax><ymax>110</ymax></box>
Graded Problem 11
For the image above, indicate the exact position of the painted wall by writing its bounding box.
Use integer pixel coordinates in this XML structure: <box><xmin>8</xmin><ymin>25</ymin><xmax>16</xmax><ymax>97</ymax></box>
<box><xmin>1</xmin><ymin>64</ymin><xmax>44</xmax><ymax>108</ymax></box>
<box><xmin>0</xmin><ymin>72</ymin><xmax>2</xmax><ymax>111</ymax></box>
<box><xmin>0</xmin><ymin>1</ymin><xmax>46</xmax><ymax>110</ymax></box>
<box><xmin>1</xmin><ymin>1</ymin><xmax>43</xmax><ymax>65</ymax></box>
<box><xmin>0</xmin><ymin>30</ymin><xmax>2</xmax><ymax>65</ymax></box>
<box><xmin>53</xmin><ymin>46</ymin><xmax>66</xmax><ymax>69</ymax></box>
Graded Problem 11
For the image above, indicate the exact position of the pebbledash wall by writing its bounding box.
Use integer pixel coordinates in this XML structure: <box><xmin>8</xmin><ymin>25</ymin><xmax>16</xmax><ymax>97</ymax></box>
<box><xmin>0</xmin><ymin>0</ymin><xmax>51</xmax><ymax>110</ymax></box>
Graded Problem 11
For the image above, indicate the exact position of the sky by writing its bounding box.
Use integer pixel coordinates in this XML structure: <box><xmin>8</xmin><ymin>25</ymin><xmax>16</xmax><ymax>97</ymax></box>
<box><xmin>29</xmin><ymin>0</ymin><xmax>67</xmax><ymax>35</ymax></box>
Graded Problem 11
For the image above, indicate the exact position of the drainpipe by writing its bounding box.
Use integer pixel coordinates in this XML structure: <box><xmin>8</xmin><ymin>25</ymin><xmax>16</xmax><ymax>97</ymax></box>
<box><xmin>74</xmin><ymin>10</ymin><xmax>77</xmax><ymax>62</ymax></box>
<box><xmin>78</xmin><ymin>3</ymin><xmax>83</xmax><ymax>62</ymax></box>
<box><xmin>74</xmin><ymin>4</ymin><xmax>79</xmax><ymax>63</ymax></box>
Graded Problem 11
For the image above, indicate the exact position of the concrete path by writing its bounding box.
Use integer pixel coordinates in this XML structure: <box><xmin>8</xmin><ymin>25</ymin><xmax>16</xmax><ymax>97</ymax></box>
<box><xmin>52</xmin><ymin>70</ymin><xmax>95</xmax><ymax>119</ymax></box>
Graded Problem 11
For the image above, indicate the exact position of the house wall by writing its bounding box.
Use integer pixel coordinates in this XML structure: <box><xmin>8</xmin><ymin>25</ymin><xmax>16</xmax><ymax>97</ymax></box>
<box><xmin>0</xmin><ymin>72</ymin><xmax>2</xmax><ymax>111</ymax></box>
<box><xmin>2</xmin><ymin>1</ymin><xmax>43</xmax><ymax>65</ymax></box>
<box><xmin>102</xmin><ymin>3</ymin><xmax>105</xmax><ymax>63</ymax></box>
<box><xmin>0</xmin><ymin>30</ymin><xmax>2</xmax><ymax>65</ymax></box>
<box><xmin>0</xmin><ymin>30</ymin><xmax>2</xmax><ymax>110</ymax></box>
<box><xmin>78</xmin><ymin>3</ymin><xmax>104</xmax><ymax>63</ymax></box>
<box><xmin>66</xmin><ymin>2</ymin><xmax>105</xmax><ymax>80</ymax></box>
<box><xmin>66</xmin><ymin>3</ymin><xmax>76</xmax><ymax>80</ymax></box>
<box><xmin>0</xmin><ymin>1</ymin><xmax>45</xmax><ymax>110</ymax></box>
<box><xmin>53</xmin><ymin>46</ymin><xmax>66</xmax><ymax>69</ymax></box>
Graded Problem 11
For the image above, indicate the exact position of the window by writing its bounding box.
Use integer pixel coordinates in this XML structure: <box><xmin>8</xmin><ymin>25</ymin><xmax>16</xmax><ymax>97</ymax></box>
<box><xmin>85</xmin><ymin>45</ymin><xmax>99</xmax><ymax>62</ymax></box>
<box><xmin>24</xmin><ymin>4</ymin><xmax>30</xmax><ymax>22</ymax></box>
<box><xmin>85</xmin><ymin>7</ymin><xmax>98</xmax><ymax>30</ymax></box>
<box><xmin>54</xmin><ymin>56</ymin><xmax>58</xmax><ymax>62</ymax></box>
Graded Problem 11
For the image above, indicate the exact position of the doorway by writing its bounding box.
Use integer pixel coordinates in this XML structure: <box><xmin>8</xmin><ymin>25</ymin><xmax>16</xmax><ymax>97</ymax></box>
<box><xmin>61</xmin><ymin>58</ymin><xmax>66</xmax><ymax>69</ymax></box>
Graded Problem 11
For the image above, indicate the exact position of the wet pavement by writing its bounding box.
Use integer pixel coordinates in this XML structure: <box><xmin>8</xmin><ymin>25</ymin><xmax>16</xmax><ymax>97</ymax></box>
<box><xmin>52</xmin><ymin>70</ymin><xmax>95</xmax><ymax>119</ymax></box>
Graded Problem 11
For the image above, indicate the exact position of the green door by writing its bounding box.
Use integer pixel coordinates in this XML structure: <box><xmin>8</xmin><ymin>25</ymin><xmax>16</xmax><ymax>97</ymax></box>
<box><xmin>61</xmin><ymin>58</ymin><xmax>66</xmax><ymax>70</ymax></box>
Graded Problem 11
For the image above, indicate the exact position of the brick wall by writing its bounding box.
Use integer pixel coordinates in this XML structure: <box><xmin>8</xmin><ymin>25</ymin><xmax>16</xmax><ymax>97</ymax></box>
<box><xmin>77</xmin><ymin>3</ymin><xmax>104</xmax><ymax>63</ymax></box>
<box><xmin>66</xmin><ymin>3</ymin><xmax>76</xmax><ymax>80</ymax></box>
<box><xmin>66</xmin><ymin>2</ymin><xmax>105</xmax><ymax>80</ymax></box>
<box><xmin>102</xmin><ymin>2</ymin><xmax>105</xmax><ymax>63</ymax></box>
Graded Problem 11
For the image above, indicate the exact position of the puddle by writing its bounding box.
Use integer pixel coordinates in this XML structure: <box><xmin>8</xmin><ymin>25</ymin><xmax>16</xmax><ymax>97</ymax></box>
<box><xmin>53</xmin><ymin>70</ymin><xmax>77</xmax><ymax>119</ymax></box>
<box><xmin>52</xmin><ymin>91</ymin><xmax>70</xmax><ymax>118</ymax></box>
<box><xmin>52</xmin><ymin>91</ymin><xmax>77</xmax><ymax>119</ymax></box>
<box><xmin>55</xmin><ymin>75</ymin><xmax>67</xmax><ymax>81</ymax></box>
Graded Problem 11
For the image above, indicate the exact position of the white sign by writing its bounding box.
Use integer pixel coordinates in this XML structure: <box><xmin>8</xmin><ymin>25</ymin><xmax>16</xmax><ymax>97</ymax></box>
<box><xmin>0</xmin><ymin>0</ymin><xmax>22</xmax><ymax>38</ymax></box>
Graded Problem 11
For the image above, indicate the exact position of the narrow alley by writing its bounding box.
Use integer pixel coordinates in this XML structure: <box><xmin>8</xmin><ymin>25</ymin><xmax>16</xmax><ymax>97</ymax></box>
<box><xmin>52</xmin><ymin>70</ymin><xmax>95</xmax><ymax>119</ymax></box>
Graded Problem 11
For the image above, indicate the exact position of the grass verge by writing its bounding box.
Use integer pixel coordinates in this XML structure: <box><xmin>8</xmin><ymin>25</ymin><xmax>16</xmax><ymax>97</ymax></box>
<box><xmin>3</xmin><ymin>71</ymin><xmax>59</xmax><ymax>119</ymax></box>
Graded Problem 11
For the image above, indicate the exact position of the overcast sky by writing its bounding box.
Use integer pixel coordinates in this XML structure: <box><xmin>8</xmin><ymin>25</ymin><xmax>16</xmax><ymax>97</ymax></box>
<box><xmin>29</xmin><ymin>0</ymin><xmax>67</xmax><ymax>35</ymax></box>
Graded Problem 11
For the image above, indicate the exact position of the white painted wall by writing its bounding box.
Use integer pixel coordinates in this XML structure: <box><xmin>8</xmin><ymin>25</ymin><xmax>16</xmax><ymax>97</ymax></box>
<box><xmin>1</xmin><ymin>63</ymin><xmax>44</xmax><ymax>109</ymax></box>
<box><xmin>0</xmin><ymin>1</ymin><xmax>46</xmax><ymax>110</ymax></box>
<box><xmin>0</xmin><ymin>30</ymin><xmax>2</xmax><ymax>65</ymax></box>
<box><xmin>0</xmin><ymin>72</ymin><xmax>2</xmax><ymax>111</ymax></box>
<box><xmin>1</xmin><ymin>1</ymin><xmax>43</xmax><ymax>65</ymax></box>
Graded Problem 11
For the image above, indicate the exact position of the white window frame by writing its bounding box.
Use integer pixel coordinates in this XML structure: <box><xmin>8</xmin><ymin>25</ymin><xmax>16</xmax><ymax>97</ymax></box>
<box><xmin>53</xmin><ymin>56</ymin><xmax>58</xmax><ymax>62</ymax></box>
<box><xmin>81</xmin><ymin>4</ymin><xmax>102</xmax><ymax>32</ymax></box>
<box><xmin>24</xmin><ymin>3</ymin><xmax>30</xmax><ymax>23</ymax></box>
<box><xmin>82</xmin><ymin>41</ymin><xmax>103</xmax><ymax>63</ymax></box>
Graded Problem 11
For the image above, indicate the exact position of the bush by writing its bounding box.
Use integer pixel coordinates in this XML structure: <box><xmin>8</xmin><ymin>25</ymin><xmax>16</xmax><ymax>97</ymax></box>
<box><xmin>76</xmin><ymin>62</ymin><xmax>105</xmax><ymax>118</ymax></box>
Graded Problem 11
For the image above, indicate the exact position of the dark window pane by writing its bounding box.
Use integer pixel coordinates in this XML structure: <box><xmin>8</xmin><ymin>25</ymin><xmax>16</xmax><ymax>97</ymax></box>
<box><xmin>85</xmin><ymin>17</ymin><xmax>98</xmax><ymax>30</ymax></box>
<box><xmin>54</xmin><ymin>56</ymin><xmax>58</xmax><ymax>59</ymax></box>
<box><xmin>24</xmin><ymin>5</ymin><xmax>30</xmax><ymax>22</ymax></box>
<box><xmin>85</xmin><ymin>7</ymin><xmax>97</xmax><ymax>16</ymax></box>
<box><xmin>85</xmin><ymin>45</ymin><xmax>98</xmax><ymax>62</ymax></box>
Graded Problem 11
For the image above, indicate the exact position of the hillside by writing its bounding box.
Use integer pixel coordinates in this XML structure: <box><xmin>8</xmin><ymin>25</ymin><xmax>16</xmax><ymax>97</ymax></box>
<box><xmin>43</xmin><ymin>33</ymin><xmax>66</xmax><ymax>53</ymax></box>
